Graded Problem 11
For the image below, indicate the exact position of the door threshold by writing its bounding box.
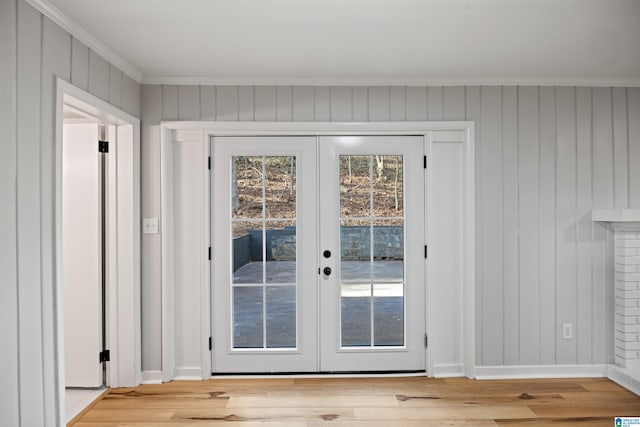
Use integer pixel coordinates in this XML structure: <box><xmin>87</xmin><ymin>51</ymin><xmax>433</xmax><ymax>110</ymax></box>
<box><xmin>210</xmin><ymin>370</ymin><xmax>426</xmax><ymax>379</ymax></box>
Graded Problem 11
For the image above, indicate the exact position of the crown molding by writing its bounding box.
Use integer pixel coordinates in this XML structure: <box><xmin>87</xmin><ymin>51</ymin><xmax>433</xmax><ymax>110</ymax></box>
<box><xmin>25</xmin><ymin>0</ymin><xmax>143</xmax><ymax>83</ymax></box>
<box><xmin>141</xmin><ymin>75</ymin><xmax>640</xmax><ymax>88</ymax></box>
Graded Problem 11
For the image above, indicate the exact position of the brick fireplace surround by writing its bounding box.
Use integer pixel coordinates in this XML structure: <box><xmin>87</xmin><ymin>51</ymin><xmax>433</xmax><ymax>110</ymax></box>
<box><xmin>593</xmin><ymin>209</ymin><xmax>640</xmax><ymax>395</ymax></box>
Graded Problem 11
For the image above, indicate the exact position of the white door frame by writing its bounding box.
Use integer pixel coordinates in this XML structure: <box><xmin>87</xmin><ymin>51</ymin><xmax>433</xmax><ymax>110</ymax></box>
<box><xmin>55</xmin><ymin>79</ymin><xmax>141</xmax><ymax>423</ymax></box>
<box><xmin>160</xmin><ymin>121</ymin><xmax>474</xmax><ymax>379</ymax></box>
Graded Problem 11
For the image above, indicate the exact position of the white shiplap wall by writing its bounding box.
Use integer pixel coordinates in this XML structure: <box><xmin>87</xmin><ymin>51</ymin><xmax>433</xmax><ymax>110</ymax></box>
<box><xmin>141</xmin><ymin>84</ymin><xmax>640</xmax><ymax>374</ymax></box>
<box><xmin>0</xmin><ymin>1</ymin><xmax>140</xmax><ymax>425</ymax></box>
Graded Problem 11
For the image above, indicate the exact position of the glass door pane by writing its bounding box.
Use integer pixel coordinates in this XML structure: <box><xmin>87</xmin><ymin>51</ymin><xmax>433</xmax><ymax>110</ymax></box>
<box><xmin>231</xmin><ymin>156</ymin><xmax>297</xmax><ymax>349</ymax></box>
<box><xmin>339</xmin><ymin>155</ymin><xmax>405</xmax><ymax>348</ymax></box>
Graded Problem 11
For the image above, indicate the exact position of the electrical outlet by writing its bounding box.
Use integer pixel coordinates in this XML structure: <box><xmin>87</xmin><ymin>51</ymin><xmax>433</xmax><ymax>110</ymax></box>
<box><xmin>562</xmin><ymin>323</ymin><xmax>573</xmax><ymax>340</ymax></box>
<box><xmin>143</xmin><ymin>218</ymin><xmax>159</xmax><ymax>234</ymax></box>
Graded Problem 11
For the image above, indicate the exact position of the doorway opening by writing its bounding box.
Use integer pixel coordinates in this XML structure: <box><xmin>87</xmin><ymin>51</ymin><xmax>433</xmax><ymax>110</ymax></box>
<box><xmin>55</xmin><ymin>79</ymin><xmax>141</xmax><ymax>425</ymax></box>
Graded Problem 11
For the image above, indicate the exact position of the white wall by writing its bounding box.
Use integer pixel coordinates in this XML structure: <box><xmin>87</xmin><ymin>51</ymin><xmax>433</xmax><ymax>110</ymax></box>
<box><xmin>141</xmin><ymin>85</ymin><xmax>640</xmax><ymax>374</ymax></box>
<box><xmin>0</xmin><ymin>1</ymin><xmax>140</xmax><ymax>425</ymax></box>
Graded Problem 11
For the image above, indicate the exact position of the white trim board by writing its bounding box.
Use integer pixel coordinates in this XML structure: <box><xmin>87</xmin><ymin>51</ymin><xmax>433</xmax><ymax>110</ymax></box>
<box><xmin>25</xmin><ymin>0</ymin><xmax>142</xmax><ymax>82</ymax></box>
<box><xmin>160</xmin><ymin>121</ymin><xmax>475</xmax><ymax>380</ymax></box>
<box><xmin>141</xmin><ymin>370</ymin><xmax>164</xmax><ymax>385</ymax></box>
<box><xmin>474</xmin><ymin>365</ymin><xmax>608</xmax><ymax>380</ymax></box>
<box><xmin>143</xmin><ymin>76</ymin><xmax>640</xmax><ymax>88</ymax></box>
<box><xmin>607</xmin><ymin>366</ymin><xmax>640</xmax><ymax>396</ymax></box>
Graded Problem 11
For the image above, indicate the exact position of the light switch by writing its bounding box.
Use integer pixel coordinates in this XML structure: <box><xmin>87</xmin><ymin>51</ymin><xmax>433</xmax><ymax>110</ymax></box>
<box><xmin>143</xmin><ymin>218</ymin><xmax>159</xmax><ymax>234</ymax></box>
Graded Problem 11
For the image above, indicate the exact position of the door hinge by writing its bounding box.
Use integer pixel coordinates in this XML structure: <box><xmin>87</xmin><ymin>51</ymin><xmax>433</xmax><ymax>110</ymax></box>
<box><xmin>99</xmin><ymin>140</ymin><xmax>109</xmax><ymax>153</ymax></box>
<box><xmin>208</xmin><ymin>247</ymin><xmax>211</xmax><ymax>260</ymax></box>
<box><xmin>423</xmin><ymin>155</ymin><xmax>427</xmax><ymax>169</ymax></box>
<box><xmin>99</xmin><ymin>349</ymin><xmax>110</xmax><ymax>363</ymax></box>
<box><xmin>424</xmin><ymin>245</ymin><xmax>428</xmax><ymax>259</ymax></box>
<box><xmin>208</xmin><ymin>337</ymin><xmax>212</xmax><ymax>351</ymax></box>
<box><xmin>208</xmin><ymin>156</ymin><xmax>211</xmax><ymax>170</ymax></box>
<box><xmin>424</xmin><ymin>334</ymin><xmax>428</xmax><ymax>349</ymax></box>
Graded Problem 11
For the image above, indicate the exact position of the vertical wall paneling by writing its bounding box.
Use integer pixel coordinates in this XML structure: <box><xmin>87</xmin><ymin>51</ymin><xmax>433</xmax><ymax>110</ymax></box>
<box><xmin>592</xmin><ymin>88</ymin><xmax>614</xmax><ymax>209</ymax></box>
<box><xmin>368</xmin><ymin>86</ymin><xmax>390</xmax><ymax>121</ymax></box>
<box><xmin>109</xmin><ymin>65</ymin><xmax>123</xmax><ymax>109</ymax></box>
<box><xmin>177</xmin><ymin>85</ymin><xmax>200</xmax><ymax>121</ymax></box>
<box><xmin>140</xmin><ymin>84</ymin><xmax>163</xmax><ymax>373</ymax></box>
<box><xmin>591</xmin><ymin>88</ymin><xmax>615</xmax><ymax>364</ymax></box>
<box><xmin>444</xmin><ymin>86</ymin><xmax>466</xmax><ymax>120</ymax></box>
<box><xmin>538</xmin><ymin>86</ymin><xmax>557</xmax><ymax>365</ymax></box>
<box><xmin>276</xmin><ymin>86</ymin><xmax>293</xmax><ymax>121</ymax></box>
<box><xmin>17</xmin><ymin>2</ymin><xmax>44</xmax><ymax>424</ymax></box>
<box><xmin>41</xmin><ymin>16</ymin><xmax>72</xmax><ymax>425</ymax></box>
<box><xmin>628</xmin><ymin>88</ymin><xmax>640</xmax><ymax>208</ymax></box>
<box><xmin>406</xmin><ymin>87</ymin><xmax>428</xmax><ymax>121</ymax></box>
<box><xmin>575</xmin><ymin>87</ymin><xmax>593</xmax><ymax>364</ymax></box>
<box><xmin>314</xmin><ymin>86</ymin><xmax>330</xmax><ymax>121</ymax></box>
<box><xmin>88</xmin><ymin>50</ymin><xmax>110</xmax><ymax>103</ymax></box>
<box><xmin>517</xmin><ymin>87</ymin><xmax>540</xmax><ymax>365</ymax></box>
<box><xmin>254</xmin><ymin>86</ymin><xmax>276</xmax><ymax>121</ymax></box>
<box><xmin>237</xmin><ymin>86</ymin><xmax>254</xmax><ymax>121</ymax></box>
<box><xmin>121</xmin><ymin>73</ymin><xmax>140</xmax><ymax>118</ymax></box>
<box><xmin>464</xmin><ymin>86</ymin><xmax>482</xmax><ymax>363</ymax></box>
<box><xmin>330</xmin><ymin>86</ymin><xmax>352</xmax><ymax>121</ymax></box>
<box><xmin>390</xmin><ymin>86</ymin><xmax>406</xmax><ymax>121</ymax></box>
<box><xmin>517</xmin><ymin>87</ymin><xmax>540</xmax><ymax>364</ymax></box>
<box><xmin>428</xmin><ymin>86</ymin><xmax>444</xmax><ymax>120</ymax></box>
<box><xmin>502</xmin><ymin>86</ymin><xmax>519</xmax><ymax>365</ymax></box>
<box><xmin>612</xmin><ymin>88</ymin><xmax>629</xmax><ymax>209</ymax></box>
<box><xmin>161</xmin><ymin>85</ymin><xmax>179</xmax><ymax>121</ymax></box>
<box><xmin>479</xmin><ymin>87</ymin><xmax>504</xmax><ymax>365</ymax></box>
<box><xmin>215</xmin><ymin>86</ymin><xmax>239</xmax><ymax>121</ymax></box>
<box><xmin>70</xmin><ymin>38</ymin><xmax>89</xmax><ymax>91</ymax></box>
<box><xmin>144</xmin><ymin>83</ymin><xmax>636</xmax><ymax>379</ymax></box>
<box><xmin>555</xmin><ymin>87</ymin><xmax>578</xmax><ymax>364</ymax></box>
<box><xmin>3</xmin><ymin>3</ymin><xmax>141</xmax><ymax>423</ymax></box>
<box><xmin>200</xmin><ymin>86</ymin><xmax>216</xmax><ymax>121</ymax></box>
<box><xmin>0</xmin><ymin>0</ymin><xmax>19</xmax><ymax>424</ymax></box>
<box><xmin>352</xmin><ymin>87</ymin><xmax>368</xmax><ymax>122</ymax></box>
<box><xmin>292</xmin><ymin>86</ymin><xmax>314</xmax><ymax>122</ymax></box>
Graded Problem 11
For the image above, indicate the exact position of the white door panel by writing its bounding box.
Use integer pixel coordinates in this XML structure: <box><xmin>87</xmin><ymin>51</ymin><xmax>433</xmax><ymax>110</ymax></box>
<box><xmin>63</xmin><ymin>123</ymin><xmax>103</xmax><ymax>387</ymax></box>
<box><xmin>318</xmin><ymin>136</ymin><xmax>425</xmax><ymax>372</ymax></box>
<box><xmin>211</xmin><ymin>137</ymin><xmax>318</xmax><ymax>373</ymax></box>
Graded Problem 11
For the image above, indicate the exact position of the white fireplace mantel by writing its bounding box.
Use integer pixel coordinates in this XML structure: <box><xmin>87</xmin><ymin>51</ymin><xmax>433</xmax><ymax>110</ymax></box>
<box><xmin>592</xmin><ymin>209</ymin><xmax>640</xmax><ymax>396</ymax></box>
<box><xmin>592</xmin><ymin>209</ymin><xmax>640</xmax><ymax>226</ymax></box>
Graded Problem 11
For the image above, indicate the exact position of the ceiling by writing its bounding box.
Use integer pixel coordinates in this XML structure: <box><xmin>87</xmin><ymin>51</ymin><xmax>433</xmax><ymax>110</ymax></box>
<box><xmin>39</xmin><ymin>0</ymin><xmax>640</xmax><ymax>86</ymax></box>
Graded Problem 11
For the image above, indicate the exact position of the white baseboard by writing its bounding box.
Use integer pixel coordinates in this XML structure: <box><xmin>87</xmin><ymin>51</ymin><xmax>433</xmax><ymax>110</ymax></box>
<box><xmin>141</xmin><ymin>370</ymin><xmax>164</xmax><ymax>384</ymax></box>
<box><xmin>431</xmin><ymin>364</ymin><xmax>465</xmax><ymax>378</ymax></box>
<box><xmin>607</xmin><ymin>365</ymin><xmax>640</xmax><ymax>396</ymax></box>
<box><xmin>474</xmin><ymin>364</ymin><xmax>607</xmax><ymax>380</ymax></box>
<box><xmin>174</xmin><ymin>367</ymin><xmax>205</xmax><ymax>380</ymax></box>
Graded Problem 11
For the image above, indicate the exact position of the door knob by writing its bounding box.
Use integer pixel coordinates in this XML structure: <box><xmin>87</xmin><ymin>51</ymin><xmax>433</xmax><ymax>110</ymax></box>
<box><xmin>323</xmin><ymin>267</ymin><xmax>332</xmax><ymax>276</ymax></box>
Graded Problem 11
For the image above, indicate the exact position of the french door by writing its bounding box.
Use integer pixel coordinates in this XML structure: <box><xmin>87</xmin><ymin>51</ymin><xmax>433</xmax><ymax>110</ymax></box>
<box><xmin>211</xmin><ymin>135</ymin><xmax>425</xmax><ymax>373</ymax></box>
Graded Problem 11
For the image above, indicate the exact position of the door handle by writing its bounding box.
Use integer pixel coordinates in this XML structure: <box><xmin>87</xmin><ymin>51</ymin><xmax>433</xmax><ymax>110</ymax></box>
<box><xmin>323</xmin><ymin>267</ymin><xmax>332</xmax><ymax>276</ymax></box>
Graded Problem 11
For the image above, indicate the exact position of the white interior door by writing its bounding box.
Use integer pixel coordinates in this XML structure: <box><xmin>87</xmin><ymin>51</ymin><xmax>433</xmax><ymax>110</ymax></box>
<box><xmin>63</xmin><ymin>123</ymin><xmax>103</xmax><ymax>387</ymax></box>
<box><xmin>211</xmin><ymin>135</ymin><xmax>425</xmax><ymax>373</ymax></box>
<box><xmin>318</xmin><ymin>136</ymin><xmax>425</xmax><ymax>372</ymax></box>
<box><xmin>211</xmin><ymin>136</ymin><xmax>318</xmax><ymax>373</ymax></box>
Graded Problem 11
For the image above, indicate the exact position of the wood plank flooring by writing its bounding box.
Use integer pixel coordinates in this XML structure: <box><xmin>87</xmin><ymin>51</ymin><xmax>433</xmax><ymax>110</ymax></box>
<box><xmin>70</xmin><ymin>377</ymin><xmax>640</xmax><ymax>426</ymax></box>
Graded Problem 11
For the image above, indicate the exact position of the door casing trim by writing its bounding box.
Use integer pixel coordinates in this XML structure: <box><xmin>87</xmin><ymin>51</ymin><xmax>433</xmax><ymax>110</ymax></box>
<box><xmin>159</xmin><ymin>121</ymin><xmax>475</xmax><ymax>380</ymax></box>
<box><xmin>55</xmin><ymin>78</ymin><xmax>141</xmax><ymax>424</ymax></box>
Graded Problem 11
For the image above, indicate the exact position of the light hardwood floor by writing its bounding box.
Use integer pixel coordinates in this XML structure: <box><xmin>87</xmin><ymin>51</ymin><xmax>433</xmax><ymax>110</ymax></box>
<box><xmin>70</xmin><ymin>377</ymin><xmax>640</xmax><ymax>426</ymax></box>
